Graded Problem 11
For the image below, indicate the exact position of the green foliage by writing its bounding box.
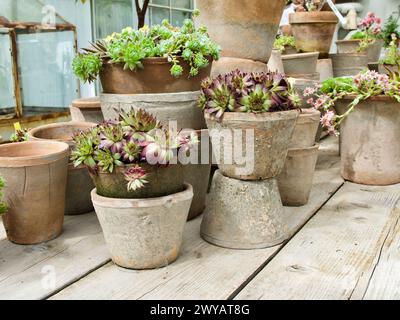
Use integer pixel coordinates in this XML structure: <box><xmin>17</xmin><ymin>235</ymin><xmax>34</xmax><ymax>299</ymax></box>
<box><xmin>380</xmin><ymin>34</ymin><xmax>400</xmax><ymax>66</ymax></box>
<box><xmin>320</xmin><ymin>77</ymin><xmax>356</xmax><ymax>94</ymax></box>
<box><xmin>381</xmin><ymin>6</ymin><xmax>400</xmax><ymax>47</ymax></box>
<box><xmin>72</xmin><ymin>13</ymin><xmax>220</xmax><ymax>82</ymax></box>
<box><xmin>0</xmin><ymin>177</ymin><xmax>7</xmax><ymax>216</ymax></box>
<box><xmin>274</xmin><ymin>35</ymin><xmax>296</xmax><ymax>53</ymax></box>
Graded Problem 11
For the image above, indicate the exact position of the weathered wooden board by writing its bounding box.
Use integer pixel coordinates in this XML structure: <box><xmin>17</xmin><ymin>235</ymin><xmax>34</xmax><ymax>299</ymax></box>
<box><xmin>0</xmin><ymin>213</ymin><xmax>110</xmax><ymax>300</ymax></box>
<box><xmin>50</xmin><ymin>137</ymin><xmax>343</xmax><ymax>300</ymax></box>
<box><xmin>235</xmin><ymin>182</ymin><xmax>400</xmax><ymax>300</ymax></box>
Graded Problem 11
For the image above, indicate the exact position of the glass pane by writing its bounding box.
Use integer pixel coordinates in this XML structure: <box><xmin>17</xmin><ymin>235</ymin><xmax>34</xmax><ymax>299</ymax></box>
<box><xmin>150</xmin><ymin>7</ymin><xmax>170</xmax><ymax>25</ymax></box>
<box><xmin>171</xmin><ymin>10</ymin><xmax>191</xmax><ymax>27</ymax></box>
<box><xmin>93</xmin><ymin>0</ymin><xmax>133</xmax><ymax>40</ymax></box>
<box><xmin>0</xmin><ymin>31</ymin><xmax>15</xmax><ymax>111</ymax></box>
<box><xmin>151</xmin><ymin>0</ymin><xmax>169</xmax><ymax>6</ymax></box>
<box><xmin>17</xmin><ymin>31</ymin><xmax>78</xmax><ymax>109</ymax></box>
<box><xmin>172</xmin><ymin>0</ymin><xmax>193</xmax><ymax>10</ymax></box>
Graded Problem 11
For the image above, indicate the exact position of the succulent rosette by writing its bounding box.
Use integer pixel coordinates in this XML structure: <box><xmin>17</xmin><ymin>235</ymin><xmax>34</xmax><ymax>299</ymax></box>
<box><xmin>71</xmin><ymin>108</ymin><xmax>198</xmax><ymax>191</ymax></box>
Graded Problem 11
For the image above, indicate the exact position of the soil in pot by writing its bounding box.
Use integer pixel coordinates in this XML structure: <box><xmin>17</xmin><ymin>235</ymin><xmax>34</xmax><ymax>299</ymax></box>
<box><xmin>90</xmin><ymin>163</ymin><xmax>185</xmax><ymax>199</ymax></box>
<box><xmin>100</xmin><ymin>57</ymin><xmax>212</xmax><ymax>94</ymax></box>
<box><xmin>205</xmin><ymin>110</ymin><xmax>299</xmax><ymax>180</ymax></box>
<box><xmin>92</xmin><ymin>183</ymin><xmax>193</xmax><ymax>269</ymax></box>
<box><xmin>0</xmin><ymin>141</ymin><xmax>69</xmax><ymax>244</ymax></box>
<box><xmin>336</xmin><ymin>96</ymin><xmax>400</xmax><ymax>185</ymax></box>
<box><xmin>289</xmin><ymin>12</ymin><xmax>338</xmax><ymax>58</ymax></box>
<box><xmin>289</xmin><ymin>109</ymin><xmax>321</xmax><ymax>149</ymax></box>
<box><xmin>195</xmin><ymin>0</ymin><xmax>286</xmax><ymax>63</ymax></box>
<box><xmin>70</xmin><ymin>97</ymin><xmax>103</xmax><ymax>124</ymax></box>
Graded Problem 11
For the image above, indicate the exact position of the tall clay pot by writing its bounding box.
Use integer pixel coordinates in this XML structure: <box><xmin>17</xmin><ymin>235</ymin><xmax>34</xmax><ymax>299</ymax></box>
<box><xmin>195</xmin><ymin>0</ymin><xmax>286</xmax><ymax>63</ymax></box>
<box><xmin>91</xmin><ymin>184</ymin><xmax>193</xmax><ymax>269</ymax></box>
<box><xmin>335</xmin><ymin>96</ymin><xmax>400</xmax><ymax>185</ymax></box>
<box><xmin>289</xmin><ymin>12</ymin><xmax>338</xmax><ymax>58</ymax></box>
<box><xmin>204</xmin><ymin>110</ymin><xmax>299</xmax><ymax>180</ymax></box>
<box><xmin>0</xmin><ymin>141</ymin><xmax>69</xmax><ymax>244</ymax></box>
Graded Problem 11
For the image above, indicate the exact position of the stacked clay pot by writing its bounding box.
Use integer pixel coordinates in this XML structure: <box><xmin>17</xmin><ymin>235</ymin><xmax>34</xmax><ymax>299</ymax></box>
<box><xmin>277</xmin><ymin>109</ymin><xmax>321</xmax><ymax>206</ymax></box>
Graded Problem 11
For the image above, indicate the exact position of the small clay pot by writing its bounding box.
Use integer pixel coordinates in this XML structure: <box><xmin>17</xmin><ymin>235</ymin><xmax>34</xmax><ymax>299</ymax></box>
<box><xmin>282</xmin><ymin>52</ymin><xmax>319</xmax><ymax>75</ymax></box>
<box><xmin>316</xmin><ymin>58</ymin><xmax>333</xmax><ymax>81</ymax></box>
<box><xmin>336</xmin><ymin>39</ymin><xmax>384</xmax><ymax>62</ymax></box>
<box><xmin>204</xmin><ymin>110</ymin><xmax>299</xmax><ymax>180</ymax></box>
<box><xmin>0</xmin><ymin>141</ymin><xmax>69</xmax><ymax>244</ymax></box>
<box><xmin>330</xmin><ymin>53</ymin><xmax>368</xmax><ymax>77</ymax></box>
<box><xmin>99</xmin><ymin>57</ymin><xmax>212</xmax><ymax>94</ymax></box>
<box><xmin>290</xmin><ymin>109</ymin><xmax>321</xmax><ymax>149</ymax></box>
<box><xmin>70</xmin><ymin>97</ymin><xmax>103</xmax><ymax>124</ymax></box>
<box><xmin>277</xmin><ymin>144</ymin><xmax>320</xmax><ymax>206</ymax></box>
<box><xmin>92</xmin><ymin>184</ymin><xmax>193</xmax><ymax>269</ymax></box>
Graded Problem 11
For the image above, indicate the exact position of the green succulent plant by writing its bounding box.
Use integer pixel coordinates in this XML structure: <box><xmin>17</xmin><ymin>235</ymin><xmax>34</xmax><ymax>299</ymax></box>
<box><xmin>240</xmin><ymin>85</ymin><xmax>271</xmax><ymax>113</ymax></box>
<box><xmin>0</xmin><ymin>177</ymin><xmax>7</xmax><ymax>216</ymax></box>
<box><xmin>72</xmin><ymin>52</ymin><xmax>102</xmax><ymax>83</ymax></box>
<box><xmin>274</xmin><ymin>35</ymin><xmax>296</xmax><ymax>53</ymax></box>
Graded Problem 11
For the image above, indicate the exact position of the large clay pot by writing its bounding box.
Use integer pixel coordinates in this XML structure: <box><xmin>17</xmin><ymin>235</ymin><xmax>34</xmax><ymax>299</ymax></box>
<box><xmin>70</xmin><ymin>97</ymin><xmax>103</xmax><ymax>124</ymax></box>
<box><xmin>335</xmin><ymin>96</ymin><xmax>400</xmax><ymax>185</ymax></box>
<box><xmin>336</xmin><ymin>39</ymin><xmax>384</xmax><ymax>63</ymax></box>
<box><xmin>330</xmin><ymin>53</ymin><xmax>368</xmax><ymax>77</ymax></box>
<box><xmin>92</xmin><ymin>184</ymin><xmax>193</xmax><ymax>269</ymax></box>
<box><xmin>204</xmin><ymin>110</ymin><xmax>299</xmax><ymax>180</ymax></box>
<box><xmin>0</xmin><ymin>141</ymin><xmax>69</xmax><ymax>244</ymax></box>
<box><xmin>100</xmin><ymin>57</ymin><xmax>212</xmax><ymax>94</ymax></box>
<box><xmin>277</xmin><ymin>144</ymin><xmax>320</xmax><ymax>206</ymax></box>
<box><xmin>28</xmin><ymin>121</ymin><xmax>96</xmax><ymax>215</ymax></box>
<box><xmin>289</xmin><ymin>12</ymin><xmax>338</xmax><ymax>58</ymax></box>
<box><xmin>211</xmin><ymin>57</ymin><xmax>269</xmax><ymax>78</ymax></box>
<box><xmin>90</xmin><ymin>163</ymin><xmax>184</xmax><ymax>199</ymax></box>
<box><xmin>282</xmin><ymin>52</ymin><xmax>319</xmax><ymax>77</ymax></box>
<box><xmin>195</xmin><ymin>0</ymin><xmax>286</xmax><ymax>63</ymax></box>
<box><xmin>100</xmin><ymin>91</ymin><xmax>205</xmax><ymax>130</ymax></box>
<box><xmin>289</xmin><ymin>109</ymin><xmax>321</xmax><ymax>149</ymax></box>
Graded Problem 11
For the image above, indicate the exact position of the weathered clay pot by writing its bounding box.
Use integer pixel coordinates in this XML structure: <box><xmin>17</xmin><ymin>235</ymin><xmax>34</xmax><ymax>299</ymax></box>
<box><xmin>211</xmin><ymin>57</ymin><xmax>269</xmax><ymax>78</ymax></box>
<box><xmin>100</xmin><ymin>57</ymin><xmax>212</xmax><ymax>94</ymax></box>
<box><xmin>289</xmin><ymin>12</ymin><xmax>338</xmax><ymax>58</ymax></box>
<box><xmin>330</xmin><ymin>53</ymin><xmax>368</xmax><ymax>77</ymax></box>
<box><xmin>0</xmin><ymin>141</ymin><xmax>69</xmax><ymax>244</ymax></box>
<box><xmin>204</xmin><ymin>110</ymin><xmax>299</xmax><ymax>180</ymax></box>
<box><xmin>336</xmin><ymin>96</ymin><xmax>400</xmax><ymax>185</ymax></box>
<box><xmin>378</xmin><ymin>64</ymin><xmax>399</xmax><ymax>76</ymax></box>
<box><xmin>316</xmin><ymin>58</ymin><xmax>334</xmax><ymax>81</ymax></box>
<box><xmin>282</xmin><ymin>52</ymin><xmax>319</xmax><ymax>76</ymax></box>
<box><xmin>267</xmin><ymin>49</ymin><xmax>285</xmax><ymax>74</ymax></box>
<box><xmin>182</xmin><ymin>130</ymin><xmax>212</xmax><ymax>220</ymax></box>
<box><xmin>336</xmin><ymin>39</ymin><xmax>384</xmax><ymax>62</ymax></box>
<box><xmin>70</xmin><ymin>97</ymin><xmax>103</xmax><ymax>124</ymax></box>
<box><xmin>289</xmin><ymin>109</ymin><xmax>321</xmax><ymax>149</ymax></box>
<box><xmin>92</xmin><ymin>184</ymin><xmax>193</xmax><ymax>269</ymax></box>
<box><xmin>195</xmin><ymin>0</ymin><xmax>286</xmax><ymax>63</ymax></box>
<box><xmin>201</xmin><ymin>170</ymin><xmax>288</xmax><ymax>249</ymax></box>
<box><xmin>277</xmin><ymin>144</ymin><xmax>320</xmax><ymax>206</ymax></box>
<box><xmin>28</xmin><ymin>121</ymin><xmax>96</xmax><ymax>215</ymax></box>
<box><xmin>90</xmin><ymin>163</ymin><xmax>184</xmax><ymax>199</ymax></box>
<box><xmin>100</xmin><ymin>91</ymin><xmax>205</xmax><ymax>130</ymax></box>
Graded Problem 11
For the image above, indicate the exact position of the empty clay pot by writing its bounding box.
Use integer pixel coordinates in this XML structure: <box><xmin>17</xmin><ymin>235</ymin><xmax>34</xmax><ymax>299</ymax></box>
<box><xmin>0</xmin><ymin>141</ymin><xmax>69</xmax><ymax>244</ymax></box>
<box><xmin>201</xmin><ymin>170</ymin><xmax>288</xmax><ymax>249</ymax></box>
<box><xmin>211</xmin><ymin>57</ymin><xmax>269</xmax><ymax>78</ymax></box>
<box><xmin>100</xmin><ymin>91</ymin><xmax>206</xmax><ymax>130</ymax></box>
<box><xmin>277</xmin><ymin>144</ymin><xmax>320</xmax><ymax>206</ymax></box>
<box><xmin>336</xmin><ymin>96</ymin><xmax>400</xmax><ymax>185</ymax></box>
<box><xmin>289</xmin><ymin>12</ymin><xmax>339</xmax><ymax>58</ymax></box>
<box><xmin>28</xmin><ymin>121</ymin><xmax>96</xmax><ymax>215</ymax></box>
<box><xmin>330</xmin><ymin>53</ymin><xmax>369</xmax><ymax>77</ymax></box>
<box><xmin>282</xmin><ymin>52</ymin><xmax>319</xmax><ymax>76</ymax></box>
<box><xmin>204</xmin><ymin>110</ymin><xmax>299</xmax><ymax>180</ymax></box>
<box><xmin>100</xmin><ymin>57</ymin><xmax>211</xmax><ymax>94</ymax></box>
<box><xmin>91</xmin><ymin>184</ymin><xmax>193</xmax><ymax>269</ymax></box>
<box><xmin>195</xmin><ymin>0</ymin><xmax>286</xmax><ymax>63</ymax></box>
<box><xmin>70</xmin><ymin>97</ymin><xmax>103</xmax><ymax>124</ymax></box>
<box><xmin>290</xmin><ymin>109</ymin><xmax>321</xmax><ymax>149</ymax></box>
<box><xmin>336</xmin><ymin>39</ymin><xmax>384</xmax><ymax>62</ymax></box>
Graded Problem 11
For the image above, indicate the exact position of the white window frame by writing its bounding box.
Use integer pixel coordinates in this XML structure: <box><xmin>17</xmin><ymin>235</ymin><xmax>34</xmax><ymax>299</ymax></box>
<box><xmin>148</xmin><ymin>0</ymin><xmax>194</xmax><ymax>26</ymax></box>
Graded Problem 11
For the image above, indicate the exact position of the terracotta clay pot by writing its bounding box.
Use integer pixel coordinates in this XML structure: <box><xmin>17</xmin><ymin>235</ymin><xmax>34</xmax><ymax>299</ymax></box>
<box><xmin>90</xmin><ymin>163</ymin><xmax>184</xmax><ymax>199</ymax></box>
<box><xmin>0</xmin><ymin>141</ymin><xmax>69</xmax><ymax>244</ymax></box>
<box><xmin>290</xmin><ymin>109</ymin><xmax>321</xmax><ymax>149</ymax></box>
<box><xmin>99</xmin><ymin>57</ymin><xmax>212</xmax><ymax>94</ymax></box>
<box><xmin>211</xmin><ymin>57</ymin><xmax>269</xmax><ymax>78</ymax></box>
<box><xmin>336</xmin><ymin>96</ymin><xmax>400</xmax><ymax>185</ymax></box>
<box><xmin>316</xmin><ymin>58</ymin><xmax>334</xmax><ymax>81</ymax></box>
<box><xmin>330</xmin><ymin>53</ymin><xmax>368</xmax><ymax>77</ymax></box>
<box><xmin>378</xmin><ymin>64</ymin><xmax>399</xmax><ymax>76</ymax></box>
<box><xmin>289</xmin><ymin>12</ymin><xmax>338</xmax><ymax>58</ymax></box>
<box><xmin>195</xmin><ymin>0</ymin><xmax>286</xmax><ymax>63</ymax></box>
<box><xmin>204</xmin><ymin>110</ymin><xmax>299</xmax><ymax>180</ymax></box>
<box><xmin>100</xmin><ymin>91</ymin><xmax>206</xmax><ymax>130</ymax></box>
<box><xmin>277</xmin><ymin>144</ymin><xmax>320</xmax><ymax>206</ymax></box>
<box><xmin>28</xmin><ymin>121</ymin><xmax>96</xmax><ymax>215</ymax></box>
<box><xmin>92</xmin><ymin>184</ymin><xmax>193</xmax><ymax>269</ymax></box>
<box><xmin>282</xmin><ymin>52</ymin><xmax>319</xmax><ymax>76</ymax></box>
<box><xmin>70</xmin><ymin>97</ymin><xmax>103</xmax><ymax>124</ymax></box>
<box><xmin>336</xmin><ymin>39</ymin><xmax>384</xmax><ymax>62</ymax></box>
<box><xmin>201</xmin><ymin>170</ymin><xmax>289</xmax><ymax>249</ymax></box>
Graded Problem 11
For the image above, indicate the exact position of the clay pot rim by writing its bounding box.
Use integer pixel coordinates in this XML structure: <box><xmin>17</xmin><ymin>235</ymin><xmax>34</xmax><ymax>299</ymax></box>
<box><xmin>282</xmin><ymin>52</ymin><xmax>319</xmax><ymax>60</ymax></box>
<box><xmin>204</xmin><ymin>109</ymin><xmax>300</xmax><ymax>123</ymax></box>
<box><xmin>340</xmin><ymin>95</ymin><xmax>399</xmax><ymax>102</ymax></box>
<box><xmin>103</xmin><ymin>56</ymin><xmax>213</xmax><ymax>66</ymax></box>
<box><xmin>91</xmin><ymin>183</ymin><xmax>193</xmax><ymax>208</ymax></box>
<box><xmin>72</xmin><ymin>97</ymin><xmax>101</xmax><ymax>109</ymax></box>
<box><xmin>0</xmin><ymin>141</ymin><xmax>69</xmax><ymax>167</ymax></box>
<box><xmin>100</xmin><ymin>90</ymin><xmax>200</xmax><ymax>102</ymax></box>
<box><xmin>288</xmin><ymin>143</ymin><xmax>320</xmax><ymax>154</ymax></box>
<box><xmin>329</xmin><ymin>53</ymin><xmax>368</xmax><ymax>58</ymax></box>
<box><xmin>94</xmin><ymin>163</ymin><xmax>183</xmax><ymax>176</ymax></box>
<box><xmin>289</xmin><ymin>11</ymin><xmax>339</xmax><ymax>24</ymax></box>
